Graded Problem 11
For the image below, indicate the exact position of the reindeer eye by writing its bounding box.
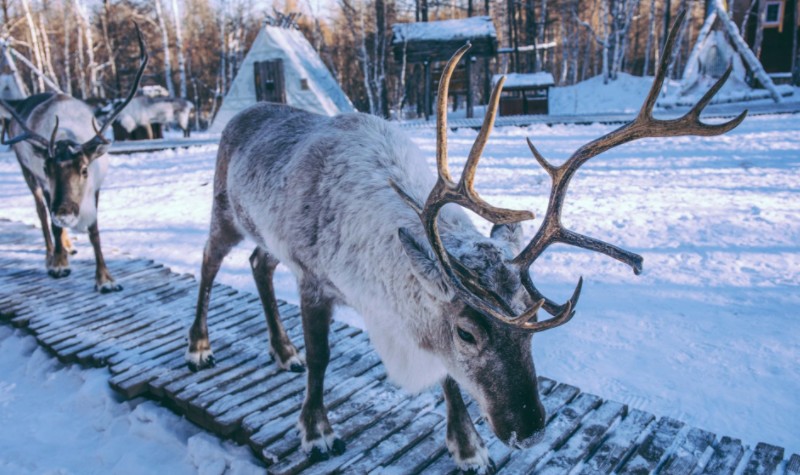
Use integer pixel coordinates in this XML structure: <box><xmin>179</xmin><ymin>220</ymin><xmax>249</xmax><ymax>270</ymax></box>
<box><xmin>456</xmin><ymin>327</ymin><xmax>476</xmax><ymax>344</ymax></box>
<box><xmin>81</xmin><ymin>167</ymin><xmax>88</xmax><ymax>177</ymax></box>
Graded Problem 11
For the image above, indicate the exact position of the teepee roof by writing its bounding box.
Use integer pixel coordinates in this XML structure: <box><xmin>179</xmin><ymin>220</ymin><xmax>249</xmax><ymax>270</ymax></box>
<box><xmin>209</xmin><ymin>25</ymin><xmax>354</xmax><ymax>133</ymax></box>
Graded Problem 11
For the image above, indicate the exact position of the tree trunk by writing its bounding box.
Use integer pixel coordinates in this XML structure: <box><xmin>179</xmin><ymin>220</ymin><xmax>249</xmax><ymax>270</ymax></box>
<box><xmin>74</xmin><ymin>0</ymin><xmax>99</xmax><ymax>97</ymax></box>
<box><xmin>643</xmin><ymin>0</ymin><xmax>657</xmax><ymax>75</ymax></box>
<box><xmin>218</xmin><ymin>1</ymin><xmax>226</xmax><ymax>96</ymax></box>
<box><xmin>172</xmin><ymin>0</ymin><xmax>187</xmax><ymax>98</ymax></box>
<box><xmin>753</xmin><ymin>0</ymin><xmax>766</xmax><ymax>58</ymax></box>
<box><xmin>62</xmin><ymin>2</ymin><xmax>72</xmax><ymax>95</ymax></box>
<box><xmin>374</xmin><ymin>0</ymin><xmax>388</xmax><ymax>118</ymax></box>
<box><xmin>75</xmin><ymin>6</ymin><xmax>87</xmax><ymax>99</ymax></box>
<box><xmin>155</xmin><ymin>0</ymin><xmax>175</xmax><ymax>96</ymax></box>
<box><xmin>20</xmin><ymin>0</ymin><xmax>45</xmax><ymax>92</ymax></box>
<box><xmin>100</xmin><ymin>0</ymin><xmax>119</xmax><ymax>96</ymax></box>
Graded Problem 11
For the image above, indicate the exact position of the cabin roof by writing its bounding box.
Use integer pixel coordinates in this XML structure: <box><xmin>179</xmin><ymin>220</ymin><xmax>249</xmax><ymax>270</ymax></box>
<box><xmin>492</xmin><ymin>72</ymin><xmax>555</xmax><ymax>90</ymax></box>
<box><xmin>391</xmin><ymin>16</ymin><xmax>498</xmax><ymax>63</ymax></box>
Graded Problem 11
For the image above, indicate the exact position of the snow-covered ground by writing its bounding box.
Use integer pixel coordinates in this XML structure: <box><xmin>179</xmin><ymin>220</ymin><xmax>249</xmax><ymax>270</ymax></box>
<box><xmin>0</xmin><ymin>113</ymin><xmax>798</xmax><ymax>471</ymax></box>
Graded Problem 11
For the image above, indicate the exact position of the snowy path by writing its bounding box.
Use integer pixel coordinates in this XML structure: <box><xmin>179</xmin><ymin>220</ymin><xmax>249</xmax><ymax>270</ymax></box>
<box><xmin>0</xmin><ymin>114</ymin><xmax>798</xmax><ymax>471</ymax></box>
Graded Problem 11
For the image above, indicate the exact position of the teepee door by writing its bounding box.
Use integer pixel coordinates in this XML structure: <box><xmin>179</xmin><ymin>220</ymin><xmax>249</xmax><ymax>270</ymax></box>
<box><xmin>254</xmin><ymin>60</ymin><xmax>287</xmax><ymax>104</ymax></box>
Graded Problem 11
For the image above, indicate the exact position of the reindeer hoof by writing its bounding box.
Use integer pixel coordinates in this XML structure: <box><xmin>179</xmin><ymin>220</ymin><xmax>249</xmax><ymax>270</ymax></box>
<box><xmin>48</xmin><ymin>267</ymin><xmax>71</xmax><ymax>278</ymax></box>
<box><xmin>271</xmin><ymin>349</ymin><xmax>306</xmax><ymax>373</ymax></box>
<box><xmin>97</xmin><ymin>282</ymin><xmax>123</xmax><ymax>293</ymax></box>
<box><xmin>185</xmin><ymin>349</ymin><xmax>215</xmax><ymax>372</ymax></box>
<box><xmin>306</xmin><ymin>437</ymin><xmax>346</xmax><ymax>463</ymax></box>
<box><xmin>461</xmin><ymin>458</ymin><xmax>496</xmax><ymax>475</ymax></box>
<box><xmin>290</xmin><ymin>362</ymin><xmax>306</xmax><ymax>373</ymax></box>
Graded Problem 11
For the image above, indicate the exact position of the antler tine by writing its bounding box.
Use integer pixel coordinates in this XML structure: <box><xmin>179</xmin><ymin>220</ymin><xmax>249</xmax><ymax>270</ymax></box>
<box><xmin>48</xmin><ymin>116</ymin><xmax>59</xmax><ymax>158</ymax></box>
<box><xmin>85</xmin><ymin>22</ymin><xmax>148</xmax><ymax>147</ymax></box>
<box><xmin>435</xmin><ymin>43</ymin><xmax>471</xmax><ymax>183</ymax></box>
<box><xmin>92</xmin><ymin>117</ymin><xmax>110</xmax><ymax>144</ymax></box>
<box><xmin>0</xmin><ymin>98</ymin><xmax>51</xmax><ymax>150</ymax></box>
<box><xmin>512</xmin><ymin>7</ymin><xmax>745</xmax><ymax>320</ymax></box>
<box><xmin>457</xmin><ymin>76</ymin><xmax>536</xmax><ymax>225</ymax></box>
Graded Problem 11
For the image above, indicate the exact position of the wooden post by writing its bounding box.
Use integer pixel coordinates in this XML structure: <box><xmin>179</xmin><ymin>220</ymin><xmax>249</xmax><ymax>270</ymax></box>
<box><xmin>424</xmin><ymin>60</ymin><xmax>431</xmax><ymax>120</ymax></box>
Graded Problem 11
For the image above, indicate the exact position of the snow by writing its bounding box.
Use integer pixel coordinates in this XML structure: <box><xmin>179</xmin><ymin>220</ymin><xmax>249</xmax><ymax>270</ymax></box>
<box><xmin>0</xmin><ymin>327</ymin><xmax>264</xmax><ymax>474</ymax></box>
<box><xmin>493</xmin><ymin>72</ymin><xmax>554</xmax><ymax>89</ymax></box>
<box><xmin>0</xmin><ymin>113</ymin><xmax>799</xmax><ymax>469</ymax></box>
<box><xmin>549</xmin><ymin>72</ymin><xmax>800</xmax><ymax>115</ymax></box>
<box><xmin>392</xmin><ymin>16</ymin><xmax>496</xmax><ymax>43</ymax></box>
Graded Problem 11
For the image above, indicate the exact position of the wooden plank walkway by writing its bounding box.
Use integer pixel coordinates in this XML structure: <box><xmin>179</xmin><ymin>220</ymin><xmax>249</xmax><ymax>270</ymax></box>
<box><xmin>0</xmin><ymin>218</ymin><xmax>795</xmax><ymax>474</ymax></box>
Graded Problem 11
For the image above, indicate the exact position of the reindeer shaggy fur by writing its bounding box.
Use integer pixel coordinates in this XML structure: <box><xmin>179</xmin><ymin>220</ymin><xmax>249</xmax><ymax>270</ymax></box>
<box><xmin>187</xmin><ymin>103</ymin><xmax>546</xmax><ymax>472</ymax></box>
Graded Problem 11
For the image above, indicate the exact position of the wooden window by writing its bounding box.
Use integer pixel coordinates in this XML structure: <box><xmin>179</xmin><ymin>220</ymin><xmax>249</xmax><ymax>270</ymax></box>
<box><xmin>763</xmin><ymin>0</ymin><xmax>785</xmax><ymax>29</ymax></box>
<box><xmin>300</xmin><ymin>78</ymin><xmax>309</xmax><ymax>90</ymax></box>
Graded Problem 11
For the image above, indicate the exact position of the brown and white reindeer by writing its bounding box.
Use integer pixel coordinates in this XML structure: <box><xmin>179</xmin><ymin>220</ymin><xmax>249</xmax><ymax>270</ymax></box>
<box><xmin>187</xmin><ymin>11</ymin><xmax>745</xmax><ymax>473</ymax></box>
<box><xmin>0</xmin><ymin>26</ymin><xmax>148</xmax><ymax>292</ymax></box>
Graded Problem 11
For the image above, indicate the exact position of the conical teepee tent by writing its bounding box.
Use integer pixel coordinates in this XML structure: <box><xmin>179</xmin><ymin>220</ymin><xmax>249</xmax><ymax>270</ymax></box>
<box><xmin>209</xmin><ymin>24</ymin><xmax>354</xmax><ymax>133</ymax></box>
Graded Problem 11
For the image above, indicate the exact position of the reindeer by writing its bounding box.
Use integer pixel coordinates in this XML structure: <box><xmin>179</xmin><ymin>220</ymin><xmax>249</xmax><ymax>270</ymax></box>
<box><xmin>112</xmin><ymin>95</ymin><xmax>194</xmax><ymax>139</ymax></box>
<box><xmin>186</xmin><ymin>12</ymin><xmax>745</xmax><ymax>473</ymax></box>
<box><xmin>0</xmin><ymin>27</ymin><xmax>148</xmax><ymax>292</ymax></box>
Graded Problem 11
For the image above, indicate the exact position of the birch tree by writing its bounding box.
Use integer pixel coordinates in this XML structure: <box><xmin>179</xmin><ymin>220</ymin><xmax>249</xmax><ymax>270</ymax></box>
<box><xmin>155</xmin><ymin>0</ymin><xmax>175</xmax><ymax>96</ymax></box>
<box><xmin>172</xmin><ymin>0</ymin><xmax>187</xmax><ymax>98</ymax></box>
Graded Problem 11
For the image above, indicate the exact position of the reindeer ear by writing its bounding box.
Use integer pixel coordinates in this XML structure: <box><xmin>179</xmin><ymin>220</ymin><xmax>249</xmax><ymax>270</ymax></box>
<box><xmin>490</xmin><ymin>223</ymin><xmax>524</xmax><ymax>254</ymax></box>
<box><xmin>82</xmin><ymin>141</ymin><xmax>109</xmax><ymax>161</ymax></box>
<box><xmin>398</xmin><ymin>227</ymin><xmax>453</xmax><ymax>299</ymax></box>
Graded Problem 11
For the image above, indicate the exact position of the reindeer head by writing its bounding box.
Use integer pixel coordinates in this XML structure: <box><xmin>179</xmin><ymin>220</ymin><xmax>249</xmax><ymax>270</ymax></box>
<box><xmin>393</xmin><ymin>9</ymin><xmax>745</xmax><ymax>451</ymax></box>
<box><xmin>0</xmin><ymin>23</ymin><xmax>148</xmax><ymax>229</ymax></box>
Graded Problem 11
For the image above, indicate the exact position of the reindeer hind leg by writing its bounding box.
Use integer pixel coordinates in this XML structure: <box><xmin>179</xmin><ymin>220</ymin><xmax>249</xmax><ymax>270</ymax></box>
<box><xmin>249</xmin><ymin>247</ymin><xmax>305</xmax><ymax>372</ymax></box>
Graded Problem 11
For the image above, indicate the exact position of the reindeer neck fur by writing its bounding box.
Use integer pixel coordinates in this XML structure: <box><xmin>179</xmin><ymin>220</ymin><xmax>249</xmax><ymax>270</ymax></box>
<box><xmin>221</xmin><ymin>103</ymin><xmax>516</xmax><ymax>393</ymax></box>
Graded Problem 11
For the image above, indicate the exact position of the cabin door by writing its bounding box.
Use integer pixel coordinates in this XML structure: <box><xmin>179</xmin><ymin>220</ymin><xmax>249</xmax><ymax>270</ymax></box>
<box><xmin>254</xmin><ymin>60</ymin><xmax>287</xmax><ymax>103</ymax></box>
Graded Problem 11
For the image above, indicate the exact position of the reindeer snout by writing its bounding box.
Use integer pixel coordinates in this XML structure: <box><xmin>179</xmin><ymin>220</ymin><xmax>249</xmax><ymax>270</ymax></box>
<box><xmin>51</xmin><ymin>204</ymin><xmax>80</xmax><ymax>228</ymax></box>
<box><xmin>490</xmin><ymin>396</ymin><xmax>546</xmax><ymax>450</ymax></box>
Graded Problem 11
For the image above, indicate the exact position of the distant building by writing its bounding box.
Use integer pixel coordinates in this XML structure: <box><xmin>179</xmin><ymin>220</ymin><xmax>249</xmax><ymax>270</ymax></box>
<box><xmin>733</xmin><ymin>0</ymin><xmax>798</xmax><ymax>82</ymax></box>
<box><xmin>209</xmin><ymin>23</ymin><xmax>354</xmax><ymax>133</ymax></box>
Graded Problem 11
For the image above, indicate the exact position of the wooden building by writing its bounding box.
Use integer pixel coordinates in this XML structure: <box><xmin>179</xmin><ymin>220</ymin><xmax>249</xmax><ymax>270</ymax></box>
<box><xmin>735</xmin><ymin>0</ymin><xmax>799</xmax><ymax>82</ymax></box>
<box><xmin>391</xmin><ymin>16</ymin><xmax>498</xmax><ymax>119</ymax></box>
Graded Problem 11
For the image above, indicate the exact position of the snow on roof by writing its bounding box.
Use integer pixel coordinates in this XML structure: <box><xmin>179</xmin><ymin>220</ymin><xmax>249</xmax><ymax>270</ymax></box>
<box><xmin>492</xmin><ymin>72</ymin><xmax>554</xmax><ymax>89</ymax></box>
<box><xmin>392</xmin><ymin>16</ymin><xmax>496</xmax><ymax>44</ymax></box>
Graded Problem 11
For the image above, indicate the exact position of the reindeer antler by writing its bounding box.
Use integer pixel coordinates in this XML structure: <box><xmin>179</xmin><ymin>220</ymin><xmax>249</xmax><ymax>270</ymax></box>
<box><xmin>80</xmin><ymin>22</ymin><xmax>148</xmax><ymax>151</ymax></box>
<box><xmin>395</xmin><ymin>9</ymin><xmax>745</xmax><ymax>333</ymax></box>
<box><xmin>515</xmin><ymin>8</ymin><xmax>746</xmax><ymax>315</ymax></box>
<box><xmin>0</xmin><ymin>98</ymin><xmax>55</xmax><ymax>153</ymax></box>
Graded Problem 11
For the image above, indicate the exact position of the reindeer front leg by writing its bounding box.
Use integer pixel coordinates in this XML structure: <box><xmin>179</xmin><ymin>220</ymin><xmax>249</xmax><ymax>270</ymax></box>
<box><xmin>443</xmin><ymin>377</ymin><xmax>493</xmax><ymax>474</ymax></box>
<box><xmin>87</xmin><ymin>191</ymin><xmax>121</xmax><ymax>293</ymax></box>
<box><xmin>49</xmin><ymin>224</ymin><xmax>72</xmax><ymax>278</ymax></box>
<box><xmin>19</xmin><ymin>166</ymin><xmax>57</xmax><ymax>271</ymax></box>
<box><xmin>298</xmin><ymin>284</ymin><xmax>345</xmax><ymax>461</ymax></box>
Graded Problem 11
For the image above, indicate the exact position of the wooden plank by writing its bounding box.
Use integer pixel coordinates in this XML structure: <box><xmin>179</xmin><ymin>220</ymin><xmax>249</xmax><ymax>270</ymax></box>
<box><xmin>205</xmin><ymin>333</ymin><xmax>379</xmax><ymax>436</ymax></box>
<box><xmin>700</xmin><ymin>436</ymin><xmax>745</xmax><ymax>475</ymax></box>
<box><xmin>785</xmin><ymin>454</ymin><xmax>800</xmax><ymax>475</ymax></box>
<box><xmin>578</xmin><ymin>408</ymin><xmax>656</xmax><ymax>475</ymax></box>
<box><xmin>617</xmin><ymin>416</ymin><xmax>685</xmax><ymax>475</ymax></box>
<box><xmin>338</xmin><ymin>410</ymin><xmax>444</xmax><ymax>473</ymax></box>
<box><xmin>266</xmin><ymin>388</ymin><xmax>432</xmax><ymax>475</ymax></box>
<box><xmin>742</xmin><ymin>442</ymin><xmax>784</xmax><ymax>475</ymax></box>
<box><xmin>247</xmin><ymin>364</ymin><xmax>387</xmax><ymax>451</ymax></box>
<box><xmin>660</xmin><ymin>427</ymin><xmax>716</xmax><ymax>475</ymax></box>
<box><xmin>499</xmin><ymin>393</ymin><xmax>603</xmax><ymax>472</ymax></box>
<box><xmin>536</xmin><ymin>400</ymin><xmax>627</xmax><ymax>474</ymax></box>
